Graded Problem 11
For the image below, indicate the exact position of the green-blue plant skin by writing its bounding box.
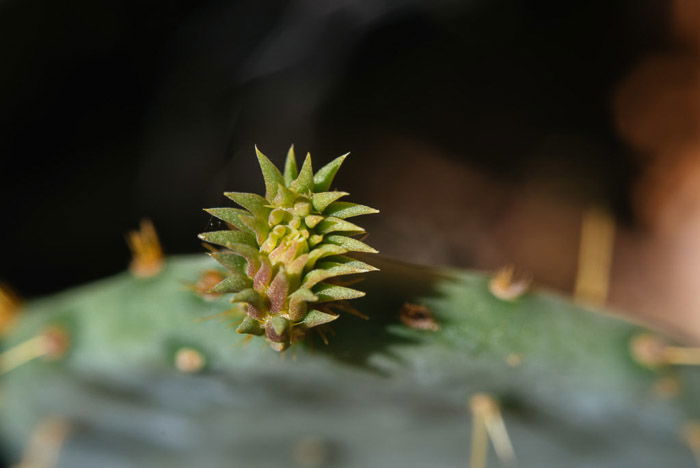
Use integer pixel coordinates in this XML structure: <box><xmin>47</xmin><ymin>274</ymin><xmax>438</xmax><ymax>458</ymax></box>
<box><xmin>1</xmin><ymin>255</ymin><xmax>699</xmax><ymax>467</ymax></box>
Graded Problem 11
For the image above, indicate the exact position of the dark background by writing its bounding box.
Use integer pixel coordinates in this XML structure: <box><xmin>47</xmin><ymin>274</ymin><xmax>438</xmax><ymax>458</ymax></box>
<box><xmin>0</xmin><ymin>0</ymin><xmax>665</xmax><ymax>298</ymax></box>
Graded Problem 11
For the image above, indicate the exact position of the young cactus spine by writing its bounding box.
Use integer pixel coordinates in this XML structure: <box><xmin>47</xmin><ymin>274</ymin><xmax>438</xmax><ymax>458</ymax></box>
<box><xmin>199</xmin><ymin>146</ymin><xmax>379</xmax><ymax>351</ymax></box>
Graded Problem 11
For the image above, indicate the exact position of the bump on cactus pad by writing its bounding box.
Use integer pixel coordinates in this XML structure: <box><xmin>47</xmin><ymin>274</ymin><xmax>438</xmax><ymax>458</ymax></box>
<box><xmin>199</xmin><ymin>146</ymin><xmax>379</xmax><ymax>351</ymax></box>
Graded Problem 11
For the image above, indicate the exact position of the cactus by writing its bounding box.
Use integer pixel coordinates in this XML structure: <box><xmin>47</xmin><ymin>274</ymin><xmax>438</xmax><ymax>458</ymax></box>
<box><xmin>1</xmin><ymin>148</ymin><xmax>700</xmax><ymax>467</ymax></box>
<box><xmin>1</xmin><ymin>254</ymin><xmax>700</xmax><ymax>467</ymax></box>
<box><xmin>199</xmin><ymin>147</ymin><xmax>378</xmax><ymax>351</ymax></box>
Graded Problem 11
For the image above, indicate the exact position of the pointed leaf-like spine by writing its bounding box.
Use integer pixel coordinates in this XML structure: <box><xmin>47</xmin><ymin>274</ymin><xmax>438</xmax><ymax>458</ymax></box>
<box><xmin>315</xmin><ymin>217</ymin><xmax>365</xmax><ymax>235</ymax></box>
<box><xmin>302</xmin><ymin>259</ymin><xmax>377</xmax><ymax>289</ymax></box>
<box><xmin>229</xmin><ymin>288</ymin><xmax>266</xmax><ymax>309</ymax></box>
<box><xmin>313</xmin><ymin>153</ymin><xmax>348</xmax><ymax>191</ymax></box>
<box><xmin>301</xmin><ymin>309</ymin><xmax>340</xmax><ymax>329</ymax></box>
<box><xmin>198</xmin><ymin>231</ymin><xmax>257</xmax><ymax>249</ymax></box>
<box><xmin>288</xmin><ymin>288</ymin><xmax>317</xmax><ymax>321</ymax></box>
<box><xmin>236</xmin><ymin>316</ymin><xmax>264</xmax><ymax>335</ymax></box>
<box><xmin>210</xmin><ymin>273</ymin><xmax>252</xmax><ymax>294</ymax></box>
<box><xmin>283</xmin><ymin>145</ymin><xmax>298</xmax><ymax>186</ymax></box>
<box><xmin>324</xmin><ymin>201</ymin><xmax>379</xmax><ymax>219</ymax></box>
<box><xmin>304</xmin><ymin>215</ymin><xmax>324</xmax><ymax>228</ymax></box>
<box><xmin>290</xmin><ymin>153</ymin><xmax>314</xmax><ymax>194</ymax></box>
<box><xmin>273</xmin><ymin>183</ymin><xmax>296</xmax><ymax>207</ymax></box>
<box><xmin>324</xmin><ymin>235</ymin><xmax>378</xmax><ymax>254</ymax></box>
<box><xmin>209</xmin><ymin>251</ymin><xmax>247</xmax><ymax>273</ymax></box>
<box><xmin>255</xmin><ymin>146</ymin><xmax>285</xmax><ymax>199</ymax></box>
<box><xmin>306</xmin><ymin>244</ymin><xmax>349</xmax><ymax>270</ymax></box>
<box><xmin>200</xmin><ymin>236</ymin><xmax>261</xmax><ymax>274</ymax></box>
<box><xmin>205</xmin><ymin>208</ymin><xmax>254</xmax><ymax>233</ymax></box>
<box><xmin>239</xmin><ymin>213</ymin><xmax>270</xmax><ymax>245</ymax></box>
<box><xmin>265</xmin><ymin>316</ymin><xmax>290</xmax><ymax>344</ymax></box>
<box><xmin>313</xmin><ymin>283</ymin><xmax>366</xmax><ymax>302</ymax></box>
<box><xmin>224</xmin><ymin>192</ymin><xmax>270</xmax><ymax>220</ymax></box>
<box><xmin>312</xmin><ymin>192</ymin><xmax>348</xmax><ymax>212</ymax></box>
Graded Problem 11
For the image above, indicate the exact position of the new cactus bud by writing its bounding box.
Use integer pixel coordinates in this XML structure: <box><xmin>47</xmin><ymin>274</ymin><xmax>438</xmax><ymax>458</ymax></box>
<box><xmin>199</xmin><ymin>146</ymin><xmax>379</xmax><ymax>351</ymax></box>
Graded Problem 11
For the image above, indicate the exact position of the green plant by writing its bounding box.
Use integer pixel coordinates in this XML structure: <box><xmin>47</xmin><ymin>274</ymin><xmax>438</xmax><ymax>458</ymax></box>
<box><xmin>199</xmin><ymin>147</ymin><xmax>378</xmax><ymax>351</ymax></box>
<box><xmin>2</xmin><ymin>255</ymin><xmax>700</xmax><ymax>467</ymax></box>
<box><xmin>1</xmin><ymin>147</ymin><xmax>700</xmax><ymax>468</ymax></box>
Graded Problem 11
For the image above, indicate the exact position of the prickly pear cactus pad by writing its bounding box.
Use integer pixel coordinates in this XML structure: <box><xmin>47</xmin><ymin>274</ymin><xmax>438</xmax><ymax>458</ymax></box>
<box><xmin>1</xmin><ymin>254</ymin><xmax>700</xmax><ymax>467</ymax></box>
<box><xmin>199</xmin><ymin>147</ymin><xmax>378</xmax><ymax>351</ymax></box>
<box><xmin>1</xmin><ymin>148</ymin><xmax>700</xmax><ymax>467</ymax></box>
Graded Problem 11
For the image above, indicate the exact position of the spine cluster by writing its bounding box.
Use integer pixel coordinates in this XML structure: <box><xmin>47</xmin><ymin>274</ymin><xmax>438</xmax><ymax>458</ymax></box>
<box><xmin>200</xmin><ymin>146</ymin><xmax>378</xmax><ymax>351</ymax></box>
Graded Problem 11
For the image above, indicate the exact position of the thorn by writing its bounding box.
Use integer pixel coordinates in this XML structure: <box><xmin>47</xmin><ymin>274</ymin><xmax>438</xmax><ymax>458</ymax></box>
<box><xmin>663</xmin><ymin>345</ymin><xmax>700</xmax><ymax>365</ymax></box>
<box><xmin>0</xmin><ymin>283</ymin><xmax>21</xmax><ymax>336</ymax></box>
<box><xmin>201</xmin><ymin>242</ymin><xmax>217</xmax><ymax>253</ymax></box>
<box><xmin>682</xmin><ymin>421</ymin><xmax>700</xmax><ymax>468</ymax></box>
<box><xmin>174</xmin><ymin>347</ymin><xmax>206</xmax><ymax>373</ymax></box>
<box><xmin>652</xmin><ymin>376</ymin><xmax>681</xmax><ymax>399</ymax></box>
<box><xmin>126</xmin><ymin>219</ymin><xmax>164</xmax><ymax>278</ymax></box>
<box><xmin>292</xmin><ymin>436</ymin><xmax>330</xmax><ymax>468</ymax></box>
<box><xmin>330</xmin><ymin>301</ymin><xmax>368</xmax><ymax>320</ymax></box>
<box><xmin>399</xmin><ymin>303</ymin><xmax>439</xmax><ymax>331</ymax></box>
<box><xmin>316</xmin><ymin>327</ymin><xmax>330</xmax><ymax>345</ymax></box>
<box><xmin>574</xmin><ymin>206</ymin><xmax>615</xmax><ymax>306</ymax></box>
<box><xmin>0</xmin><ymin>326</ymin><xmax>69</xmax><ymax>376</ymax></box>
<box><xmin>329</xmin><ymin>276</ymin><xmax>365</xmax><ymax>287</ymax></box>
<box><xmin>187</xmin><ymin>270</ymin><xmax>226</xmax><ymax>300</ymax></box>
<box><xmin>489</xmin><ymin>266</ymin><xmax>531</xmax><ymax>301</ymax></box>
<box><xmin>505</xmin><ymin>353</ymin><xmax>523</xmax><ymax>367</ymax></box>
<box><xmin>469</xmin><ymin>393</ymin><xmax>516</xmax><ymax>468</ymax></box>
<box><xmin>15</xmin><ymin>417</ymin><xmax>71</xmax><ymax>468</ymax></box>
<box><xmin>630</xmin><ymin>333</ymin><xmax>700</xmax><ymax>367</ymax></box>
<box><xmin>469</xmin><ymin>396</ymin><xmax>489</xmax><ymax>468</ymax></box>
<box><xmin>195</xmin><ymin>308</ymin><xmax>242</xmax><ymax>323</ymax></box>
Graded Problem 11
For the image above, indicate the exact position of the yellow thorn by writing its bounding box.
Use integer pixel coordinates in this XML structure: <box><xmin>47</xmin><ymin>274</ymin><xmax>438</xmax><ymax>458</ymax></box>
<box><xmin>0</xmin><ymin>327</ymin><xmax>69</xmax><ymax>376</ymax></box>
<box><xmin>682</xmin><ymin>421</ymin><xmax>700</xmax><ymax>467</ymax></box>
<box><xmin>399</xmin><ymin>303</ymin><xmax>440</xmax><ymax>331</ymax></box>
<box><xmin>469</xmin><ymin>396</ymin><xmax>489</xmax><ymax>468</ymax></box>
<box><xmin>0</xmin><ymin>335</ymin><xmax>45</xmax><ymax>375</ymax></box>
<box><xmin>489</xmin><ymin>266</ymin><xmax>530</xmax><ymax>302</ymax></box>
<box><xmin>174</xmin><ymin>347</ymin><xmax>206</xmax><ymax>373</ymax></box>
<box><xmin>195</xmin><ymin>307</ymin><xmax>244</xmax><ymax>323</ymax></box>
<box><xmin>630</xmin><ymin>333</ymin><xmax>700</xmax><ymax>367</ymax></box>
<box><xmin>0</xmin><ymin>283</ymin><xmax>21</xmax><ymax>336</ymax></box>
<box><xmin>126</xmin><ymin>219</ymin><xmax>164</xmax><ymax>278</ymax></box>
<box><xmin>187</xmin><ymin>270</ymin><xmax>226</xmax><ymax>300</ymax></box>
<box><xmin>664</xmin><ymin>345</ymin><xmax>700</xmax><ymax>365</ymax></box>
<box><xmin>14</xmin><ymin>417</ymin><xmax>71</xmax><ymax>468</ymax></box>
<box><xmin>574</xmin><ymin>206</ymin><xmax>616</xmax><ymax>306</ymax></box>
<box><xmin>468</xmin><ymin>393</ymin><xmax>516</xmax><ymax>468</ymax></box>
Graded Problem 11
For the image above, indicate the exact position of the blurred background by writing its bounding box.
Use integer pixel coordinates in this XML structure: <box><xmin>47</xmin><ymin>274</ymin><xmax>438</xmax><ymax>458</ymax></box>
<box><xmin>2</xmin><ymin>0</ymin><xmax>700</xmax><ymax>338</ymax></box>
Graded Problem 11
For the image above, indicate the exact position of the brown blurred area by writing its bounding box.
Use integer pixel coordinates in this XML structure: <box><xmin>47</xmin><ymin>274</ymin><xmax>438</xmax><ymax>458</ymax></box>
<box><xmin>336</xmin><ymin>0</ymin><xmax>700</xmax><ymax>341</ymax></box>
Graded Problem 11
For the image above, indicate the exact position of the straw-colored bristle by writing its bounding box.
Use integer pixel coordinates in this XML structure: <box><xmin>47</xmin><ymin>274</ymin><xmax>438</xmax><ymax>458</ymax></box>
<box><xmin>127</xmin><ymin>219</ymin><xmax>164</xmax><ymax>278</ymax></box>
<box><xmin>574</xmin><ymin>206</ymin><xmax>615</xmax><ymax>306</ymax></box>
<box><xmin>0</xmin><ymin>283</ymin><xmax>21</xmax><ymax>335</ymax></box>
